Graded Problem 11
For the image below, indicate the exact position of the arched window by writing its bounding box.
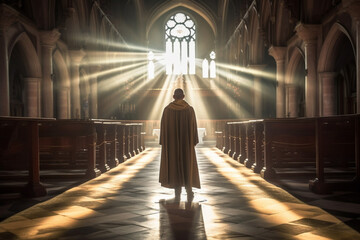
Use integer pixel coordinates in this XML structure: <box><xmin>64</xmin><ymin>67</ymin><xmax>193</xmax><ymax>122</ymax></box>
<box><xmin>165</xmin><ymin>13</ymin><xmax>196</xmax><ymax>75</ymax></box>
<box><xmin>209</xmin><ymin>51</ymin><xmax>216</xmax><ymax>78</ymax></box>
<box><xmin>202</xmin><ymin>59</ymin><xmax>209</xmax><ymax>78</ymax></box>
<box><xmin>202</xmin><ymin>51</ymin><xmax>216</xmax><ymax>79</ymax></box>
<box><xmin>148</xmin><ymin>51</ymin><xmax>154</xmax><ymax>80</ymax></box>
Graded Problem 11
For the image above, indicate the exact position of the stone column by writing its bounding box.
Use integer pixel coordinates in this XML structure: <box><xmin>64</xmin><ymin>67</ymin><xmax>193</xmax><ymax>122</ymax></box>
<box><xmin>90</xmin><ymin>65</ymin><xmax>101</xmax><ymax>119</ymax></box>
<box><xmin>249</xmin><ymin>64</ymin><xmax>266</xmax><ymax>118</ymax></box>
<box><xmin>296</xmin><ymin>23</ymin><xmax>320</xmax><ymax>117</ymax></box>
<box><xmin>288</xmin><ymin>84</ymin><xmax>298</xmax><ymax>117</ymax></box>
<box><xmin>57</xmin><ymin>87</ymin><xmax>70</xmax><ymax>119</ymax></box>
<box><xmin>39</xmin><ymin>29</ymin><xmax>61</xmax><ymax>118</ymax></box>
<box><xmin>320</xmin><ymin>72</ymin><xmax>337</xmax><ymax>116</ymax></box>
<box><xmin>69</xmin><ymin>49</ymin><xmax>85</xmax><ymax>119</ymax></box>
<box><xmin>343</xmin><ymin>0</ymin><xmax>360</xmax><ymax>113</ymax></box>
<box><xmin>269</xmin><ymin>46</ymin><xmax>287</xmax><ymax>118</ymax></box>
<box><xmin>0</xmin><ymin>5</ymin><xmax>17</xmax><ymax>116</ymax></box>
<box><xmin>24</xmin><ymin>77</ymin><xmax>41</xmax><ymax>117</ymax></box>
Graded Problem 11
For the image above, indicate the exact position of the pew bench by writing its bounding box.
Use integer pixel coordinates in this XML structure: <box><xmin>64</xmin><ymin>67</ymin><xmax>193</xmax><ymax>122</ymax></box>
<box><xmin>39</xmin><ymin>119</ymin><xmax>101</xmax><ymax>179</ymax></box>
<box><xmin>0</xmin><ymin>117</ymin><xmax>55</xmax><ymax>197</ymax></box>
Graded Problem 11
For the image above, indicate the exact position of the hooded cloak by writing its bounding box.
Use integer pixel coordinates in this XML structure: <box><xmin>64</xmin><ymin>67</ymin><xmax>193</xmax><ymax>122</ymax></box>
<box><xmin>159</xmin><ymin>99</ymin><xmax>201</xmax><ymax>189</ymax></box>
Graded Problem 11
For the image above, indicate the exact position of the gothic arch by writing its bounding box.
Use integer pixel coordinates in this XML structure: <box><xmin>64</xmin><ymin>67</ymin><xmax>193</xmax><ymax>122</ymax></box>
<box><xmin>259</xmin><ymin>0</ymin><xmax>271</xmax><ymax>46</ymax></box>
<box><xmin>318</xmin><ymin>23</ymin><xmax>355</xmax><ymax>72</ymax></box>
<box><xmin>286</xmin><ymin>47</ymin><xmax>304</xmax><ymax>85</ymax></box>
<box><xmin>318</xmin><ymin>22</ymin><xmax>356</xmax><ymax>115</ymax></box>
<box><xmin>273</xmin><ymin>1</ymin><xmax>292</xmax><ymax>45</ymax></box>
<box><xmin>79</xmin><ymin>67</ymin><xmax>91</xmax><ymax>118</ymax></box>
<box><xmin>248</xmin><ymin>7</ymin><xmax>264</xmax><ymax>64</ymax></box>
<box><xmin>259</xmin><ymin>0</ymin><xmax>271</xmax><ymax>32</ymax></box>
<box><xmin>53</xmin><ymin>49</ymin><xmax>71</xmax><ymax>119</ymax></box>
<box><xmin>8</xmin><ymin>31</ymin><xmax>42</xmax><ymax>117</ymax></box>
<box><xmin>8</xmin><ymin>32</ymin><xmax>41</xmax><ymax>78</ymax></box>
<box><xmin>285</xmin><ymin>47</ymin><xmax>306</xmax><ymax>117</ymax></box>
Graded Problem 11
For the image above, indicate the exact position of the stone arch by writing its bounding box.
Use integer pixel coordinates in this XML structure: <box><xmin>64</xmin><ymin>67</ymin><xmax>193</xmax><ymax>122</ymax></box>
<box><xmin>9</xmin><ymin>32</ymin><xmax>41</xmax><ymax>78</ymax></box>
<box><xmin>79</xmin><ymin>67</ymin><xmax>91</xmax><ymax>118</ymax></box>
<box><xmin>318</xmin><ymin>23</ymin><xmax>355</xmax><ymax>72</ymax></box>
<box><xmin>53</xmin><ymin>49</ymin><xmax>71</xmax><ymax>119</ymax></box>
<box><xmin>318</xmin><ymin>22</ymin><xmax>356</xmax><ymax>115</ymax></box>
<box><xmin>259</xmin><ymin>0</ymin><xmax>271</xmax><ymax>47</ymax></box>
<box><xmin>259</xmin><ymin>0</ymin><xmax>271</xmax><ymax>32</ymax></box>
<box><xmin>273</xmin><ymin>1</ymin><xmax>292</xmax><ymax>45</ymax></box>
<box><xmin>285</xmin><ymin>47</ymin><xmax>306</xmax><ymax>117</ymax></box>
<box><xmin>248</xmin><ymin>7</ymin><xmax>263</xmax><ymax>64</ymax></box>
<box><xmin>8</xmin><ymin>32</ymin><xmax>41</xmax><ymax>117</ymax></box>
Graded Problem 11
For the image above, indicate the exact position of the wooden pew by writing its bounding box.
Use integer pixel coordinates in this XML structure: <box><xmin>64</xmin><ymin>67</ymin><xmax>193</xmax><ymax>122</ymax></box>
<box><xmin>222</xmin><ymin>116</ymin><xmax>359</xmax><ymax>194</ymax></box>
<box><xmin>222</xmin><ymin>123</ymin><xmax>230</xmax><ymax>153</ymax></box>
<box><xmin>39</xmin><ymin>119</ymin><xmax>101</xmax><ymax>179</ymax></box>
<box><xmin>226</xmin><ymin>122</ymin><xmax>241</xmax><ymax>160</ymax></box>
<box><xmin>116</xmin><ymin>123</ymin><xmax>126</xmax><ymax>162</ymax></box>
<box><xmin>215</xmin><ymin>131</ymin><xmax>224</xmax><ymax>150</ymax></box>
<box><xmin>260</xmin><ymin>118</ymin><xmax>316</xmax><ymax>179</ymax></box>
<box><xmin>93</xmin><ymin>120</ymin><xmax>122</xmax><ymax>171</ymax></box>
<box><xmin>251</xmin><ymin>120</ymin><xmax>264</xmax><ymax>173</ymax></box>
<box><xmin>309</xmin><ymin>115</ymin><xmax>359</xmax><ymax>193</ymax></box>
<box><xmin>237</xmin><ymin>122</ymin><xmax>247</xmax><ymax>164</ymax></box>
<box><xmin>0</xmin><ymin>117</ymin><xmax>54</xmax><ymax>197</ymax></box>
<box><xmin>243</xmin><ymin>121</ymin><xmax>256</xmax><ymax>169</ymax></box>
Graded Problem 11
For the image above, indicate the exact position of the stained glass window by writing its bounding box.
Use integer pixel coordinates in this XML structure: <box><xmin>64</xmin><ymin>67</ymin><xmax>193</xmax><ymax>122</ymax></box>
<box><xmin>165</xmin><ymin>13</ymin><xmax>196</xmax><ymax>75</ymax></box>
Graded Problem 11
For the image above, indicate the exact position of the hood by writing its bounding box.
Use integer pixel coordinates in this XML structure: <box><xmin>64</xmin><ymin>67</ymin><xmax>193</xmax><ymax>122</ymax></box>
<box><xmin>167</xmin><ymin>99</ymin><xmax>190</xmax><ymax>110</ymax></box>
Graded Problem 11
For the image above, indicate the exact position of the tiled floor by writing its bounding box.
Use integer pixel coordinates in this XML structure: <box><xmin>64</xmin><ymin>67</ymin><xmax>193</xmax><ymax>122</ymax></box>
<box><xmin>0</xmin><ymin>145</ymin><xmax>359</xmax><ymax>240</ymax></box>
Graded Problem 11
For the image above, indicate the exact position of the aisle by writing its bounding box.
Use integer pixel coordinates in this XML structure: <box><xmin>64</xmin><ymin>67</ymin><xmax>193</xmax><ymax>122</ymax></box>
<box><xmin>0</xmin><ymin>147</ymin><xmax>359</xmax><ymax>240</ymax></box>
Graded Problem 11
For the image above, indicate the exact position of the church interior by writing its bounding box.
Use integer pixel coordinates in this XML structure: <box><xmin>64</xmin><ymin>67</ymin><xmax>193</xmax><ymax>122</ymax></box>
<box><xmin>0</xmin><ymin>0</ymin><xmax>360</xmax><ymax>239</ymax></box>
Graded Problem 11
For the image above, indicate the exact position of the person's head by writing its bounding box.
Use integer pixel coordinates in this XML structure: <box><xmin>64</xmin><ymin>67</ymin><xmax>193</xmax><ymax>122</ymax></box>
<box><xmin>173</xmin><ymin>88</ymin><xmax>185</xmax><ymax>100</ymax></box>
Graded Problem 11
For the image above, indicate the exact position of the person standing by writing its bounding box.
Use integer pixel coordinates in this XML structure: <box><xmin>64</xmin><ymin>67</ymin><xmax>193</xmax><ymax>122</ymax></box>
<box><xmin>159</xmin><ymin>88</ymin><xmax>201</xmax><ymax>202</ymax></box>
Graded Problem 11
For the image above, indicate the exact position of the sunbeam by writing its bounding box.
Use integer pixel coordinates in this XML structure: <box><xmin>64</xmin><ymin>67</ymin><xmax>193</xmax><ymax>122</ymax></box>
<box><xmin>217</xmin><ymin>62</ymin><xmax>276</xmax><ymax>79</ymax></box>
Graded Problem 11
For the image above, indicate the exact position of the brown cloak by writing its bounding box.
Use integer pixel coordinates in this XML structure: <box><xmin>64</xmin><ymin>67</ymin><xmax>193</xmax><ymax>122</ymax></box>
<box><xmin>159</xmin><ymin>99</ymin><xmax>201</xmax><ymax>189</ymax></box>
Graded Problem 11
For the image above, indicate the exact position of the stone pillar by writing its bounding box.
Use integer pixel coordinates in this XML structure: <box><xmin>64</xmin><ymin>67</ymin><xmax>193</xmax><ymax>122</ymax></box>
<box><xmin>296</xmin><ymin>23</ymin><xmax>320</xmax><ymax>117</ymax></box>
<box><xmin>249</xmin><ymin>65</ymin><xmax>266</xmax><ymax>118</ymax></box>
<box><xmin>288</xmin><ymin>85</ymin><xmax>298</xmax><ymax>117</ymax></box>
<box><xmin>69</xmin><ymin>49</ymin><xmax>85</xmax><ymax>119</ymax></box>
<box><xmin>90</xmin><ymin>65</ymin><xmax>101</xmax><ymax>119</ymax></box>
<box><xmin>39</xmin><ymin>29</ymin><xmax>61</xmax><ymax>118</ymax></box>
<box><xmin>320</xmin><ymin>72</ymin><xmax>337</xmax><ymax>116</ymax></box>
<box><xmin>269</xmin><ymin>46</ymin><xmax>287</xmax><ymax>118</ymax></box>
<box><xmin>0</xmin><ymin>5</ymin><xmax>17</xmax><ymax>116</ymax></box>
<box><xmin>58</xmin><ymin>87</ymin><xmax>70</xmax><ymax>119</ymax></box>
<box><xmin>343</xmin><ymin>0</ymin><xmax>360</xmax><ymax>113</ymax></box>
<box><xmin>24</xmin><ymin>77</ymin><xmax>41</xmax><ymax>117</ymax></box>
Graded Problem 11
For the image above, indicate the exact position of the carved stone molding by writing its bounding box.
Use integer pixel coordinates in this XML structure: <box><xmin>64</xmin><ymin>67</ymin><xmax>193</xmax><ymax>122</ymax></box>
<box><xmin>268</xmin><ymin>46</ymin><xmax>287</xmax><ymax>62</ymax></box>
<box><xmin>69</xmin><ymin>49</ymin><xmax>86</xmax><ymax>64</ymax></box>
<box><xmin>295</xmin><ymin>23</ymin><xmax>321</xmax><ymax>43</ymax></box>
<box><xmin>40</xmin><ymin>29</ymin><xmax>61</xmax><ymax>47</ymax></box>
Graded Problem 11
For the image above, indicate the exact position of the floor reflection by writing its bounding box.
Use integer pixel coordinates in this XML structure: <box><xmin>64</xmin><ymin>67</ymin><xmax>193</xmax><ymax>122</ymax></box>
<box><xmin>159</xmin><ymin>200</ymin><xmax>207</xmax><ymax>240</ymax></box>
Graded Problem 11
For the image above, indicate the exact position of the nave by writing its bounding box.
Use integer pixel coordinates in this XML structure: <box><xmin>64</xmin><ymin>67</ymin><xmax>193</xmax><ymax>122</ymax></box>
<box><xmin>0</xmin><ymin>146</ymin><xmax>359</xmax><ymax>240</ymax></box>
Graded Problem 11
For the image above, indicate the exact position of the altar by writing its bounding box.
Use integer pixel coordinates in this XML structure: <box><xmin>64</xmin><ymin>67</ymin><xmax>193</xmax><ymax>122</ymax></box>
<box><xmin>152</xmin><ymin>128</ymin><xmax>207</xmax><ymax>144</ymax></box>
